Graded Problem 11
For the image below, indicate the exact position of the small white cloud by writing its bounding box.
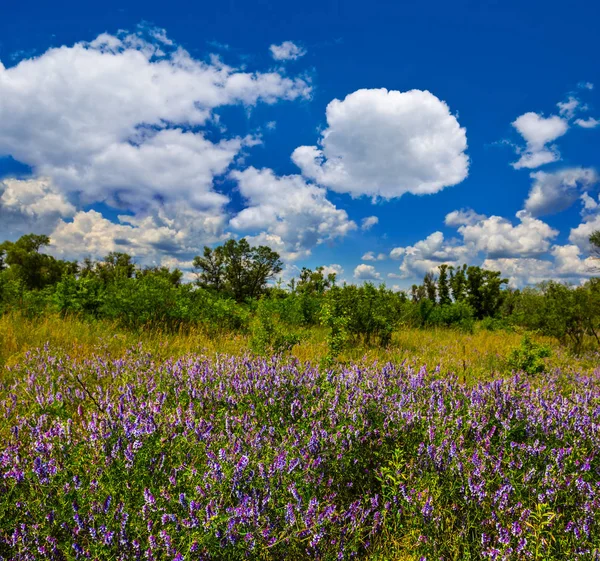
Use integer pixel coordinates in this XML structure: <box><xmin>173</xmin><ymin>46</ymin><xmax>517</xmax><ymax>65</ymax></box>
<box><xmin>362</xmin><ymin>251</ymin><xmax>386</xmax><ymax>261</ymax></box>
<box><xmin>354</xmin><ymin>263</ymin><xmax>381</xmax><ymax>280</ymax></box>
<box><xmin>511</xmin><ymin>112</ymin><xmax>568</xmax><ymax>170</ymax></box>
<box><xmin>321</xmin><ymin>264</ymin><xmax>344</xmax><ymax>277</ymax></box>
<box><xmin>557</xmin><ymin>96</ymin><xmax>580</xmax><ymax>119</ymax></box>
<box><xmin>293</xmin><ymin>88</ymin><xmax>469</xmax><ymax>199</ymax></box>
<box><xmin>578</xmin><ymin>81</ymin><xmax>594</xmax><ymax>90</ymax></box>
<box><xmin>444</xmin><ymin>208</ymin><xmax>486</xmax><ymax>227</ymax></box>
<box><xmin>575</xmin><ymin>117</ymin><xmax>600</xmax><ymax>129</ymax></box>
<box><xmin>581</xmin><ymin>192</ymin><xmax>599</xmax><ymax>212</ymax></box>
<box><xmin>524</xmin><ymin>168</ymin><xmax>599</xmax><ymax>217</ymax></box>
<box><xmin>390</xmin><ymin>247</ymin><xmax>406</xmax><ymax>259</ymax></box>
<box><xmin>361</xmin><ymin>215</ymin><xmax>379</xmax><ymax>230</ymax></box>
<box><xmin>269</xmin><ymin>41</ymin><xmax>306</xmax><ymax>61</ymax></box>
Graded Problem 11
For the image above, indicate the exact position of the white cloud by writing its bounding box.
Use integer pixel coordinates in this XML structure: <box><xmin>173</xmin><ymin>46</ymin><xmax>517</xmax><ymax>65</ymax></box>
<box><xmin>557</xmin><ymin>96</ymin><xmax>580</xmax><ymax>119</ymax></box>
<box><xmin>482</xmin><ymin>257</ymin><xmax>552</xmax><ymax>287</ymax></box>
<box><xmin>292</xmin><ymin>88</ymin><xmax>468</xmax><ymax>198</ymax></box>
<box><xmin>511</xmin><ymin>112</ymin><xmax>568</xmax><ymax>169</ymax></box>
<box><xmin>393</xmin><ymin>209</ymin><xmax>559</xmax><ymax>280</ymax></box>
<box><xmin>524</xmin><ymin>168</ymin><xmax>599</xmax><ymax>216</ymax></box>
<box><xmin>455</xmin><ymin>210</ymin><xmax>558</xmax><ymax>258</ymax></box>
<box><xmin>575</xmin><ymin>117</ymin><xmax>600</xmax><ymax>129</ymax></box>
<box><xmin>551</xmin><ymin>244</ymin><xmax>596</xmax><ymax>277</ymax></box>
<box><xmin>0</xmin><ymin>177</ymin><xmax>75</xmax><ymax>238</ymax></box>
<box><xmin>321</xmin><ymin>264</ymin><xmax>344</xmax><ymax>277</ymax></box>
<box><xmin>569</xmin><ymin>213</ymin><xmax>600</xmax><ymax>252</ymax></box>
<box><xmin>269</xmin><ymin>41</ymin><xmax>306</xmax><ymax>61</ymax></box>
<box><xmin>393</xmin><ymin>231</ymin><xmax>474</xmax><ymax>278</ymax></box>
<box><xmin>0</xmin><ymin>28</ymin><xmax>312</xmax><ymax>261</ymax></box>
<box><xmin>444</xmin><ymin>208</ymin><xmax>486</xmax><ymax>227</ymax></box>
<box><xmin>229</xmin><ymin>167</ymin><xmax>356</xmax><ymax>260</ymax></box>
<box><xmin>389</xmin><ymin>247</ymin><xmax>406</xmax><ymax>259</ymax></box>
<box><xmin>483</xmin><ymin>245</ymin><xmax>595</xmax><ymax>287</ymax></box>
<box><xmin>354</xmin><ymin>264</ymin><xmax>381</xmax><ymax>280</ymax></box>
<box><xmin>362</xmin><ymin>251</ymin><xmax>386</xmax><ymax>261</ymax></box>
<box><xmin>581</xmin><ymin>192</ymin><xmax>599</xmax><ymax>213</ymax></box>
<box><xmin>578</xmin><ymin>82</ymin><xmax>594</xmax><ymax>90</ymax></box>
<box><xmin>361</xmin><ymin>216</ymin><xmax>379</xmax><ymax>230</ymax></box>
<box><xmin>49</xmin><ymin>202</ymin><xmax>227</xmax><ymax>264</ymax></box>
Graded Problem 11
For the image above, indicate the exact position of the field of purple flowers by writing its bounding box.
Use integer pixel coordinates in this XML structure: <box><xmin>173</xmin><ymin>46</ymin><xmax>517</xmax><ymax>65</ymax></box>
<box><xmin>1</xmin><ymin>346</ymin><xmax>599</xmax><ymax>560</ymax></box>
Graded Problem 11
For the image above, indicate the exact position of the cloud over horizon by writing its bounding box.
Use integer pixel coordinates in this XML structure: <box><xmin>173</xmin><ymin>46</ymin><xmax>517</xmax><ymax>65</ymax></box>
<box><xmin>0</xmin><ymin>24</ymin><xmax>598</xmax><ymax>289</ymax></box>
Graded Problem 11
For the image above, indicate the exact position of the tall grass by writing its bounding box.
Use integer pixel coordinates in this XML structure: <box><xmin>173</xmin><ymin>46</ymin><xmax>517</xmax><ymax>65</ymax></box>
<box><xmin>1</xmin><ymin>312</ymin><xmax>596</xmax><ymax>380</ymax></box>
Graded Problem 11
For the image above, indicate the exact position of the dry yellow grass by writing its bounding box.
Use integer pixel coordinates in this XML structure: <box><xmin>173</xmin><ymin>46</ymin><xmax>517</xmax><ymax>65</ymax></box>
<box><xmin>0</xmin><ymin>311</ymin><xmax>595</xmax><ymax>381</ymax></box>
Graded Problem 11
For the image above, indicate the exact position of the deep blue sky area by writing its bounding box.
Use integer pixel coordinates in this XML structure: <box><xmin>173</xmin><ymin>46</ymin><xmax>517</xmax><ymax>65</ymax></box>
<box><xmin>0</xmin><ymin>0</ymin><xmax>598</xmax><ymax>286</ymax></box>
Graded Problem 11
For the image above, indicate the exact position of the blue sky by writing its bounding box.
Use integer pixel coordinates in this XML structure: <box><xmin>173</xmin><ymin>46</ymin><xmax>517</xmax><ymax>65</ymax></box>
<box><xmin>0</xmin><ymin>0</ymin><xmax>598</xmax><ymax>287</ymax></box>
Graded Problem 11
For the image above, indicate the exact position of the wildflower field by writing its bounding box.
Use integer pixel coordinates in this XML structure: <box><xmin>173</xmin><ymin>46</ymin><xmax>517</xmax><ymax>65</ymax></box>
<box><xmin>1</xmin><ymin>345</ymin><xmax>599</xmax><ymax>560</ymax></box>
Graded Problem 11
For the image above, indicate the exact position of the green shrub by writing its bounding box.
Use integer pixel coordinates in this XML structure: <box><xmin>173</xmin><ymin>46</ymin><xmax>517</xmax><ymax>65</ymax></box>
<box><xmin>320</xmin><ymin>302</ymin><xmax>349</xmax><ymax>368</ymax></box>
<box><xmin>507</xmin><ymin>334</ymin><xmax>551</xmax><ymax>375</ymax></box>
<box><xmin>250</xmin><ymin>298</ymin><xmax>300</xmax><ymax>355</ymax></box>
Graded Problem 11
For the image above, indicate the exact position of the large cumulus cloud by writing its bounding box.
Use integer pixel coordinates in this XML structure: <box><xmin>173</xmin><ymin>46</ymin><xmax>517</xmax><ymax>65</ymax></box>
<box><xmin>292</xmin><ymin>88</ymin><xmax>469</xmax><ymax>199</ymax></box>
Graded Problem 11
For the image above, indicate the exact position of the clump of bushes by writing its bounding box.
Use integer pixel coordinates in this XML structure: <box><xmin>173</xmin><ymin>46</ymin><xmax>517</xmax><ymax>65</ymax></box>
<box><xmin>508</xmin><ymin>334</ymin><xmax>551</xmax><ymax>375</ymax></box>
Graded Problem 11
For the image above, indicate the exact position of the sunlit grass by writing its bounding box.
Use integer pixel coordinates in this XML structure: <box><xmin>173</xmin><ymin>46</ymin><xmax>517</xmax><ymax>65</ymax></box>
<box><xmin>1</xmin><ymin>312</ymin><xmax>596</xmax><ymax>381</ymax></box>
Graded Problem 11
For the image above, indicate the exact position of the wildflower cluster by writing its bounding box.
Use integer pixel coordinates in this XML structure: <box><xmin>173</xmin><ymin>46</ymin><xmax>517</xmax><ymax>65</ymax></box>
<box><xmin>1</xmin><ymin>347</ymin><xmax>599</xmax><ymax>560</ymax></box>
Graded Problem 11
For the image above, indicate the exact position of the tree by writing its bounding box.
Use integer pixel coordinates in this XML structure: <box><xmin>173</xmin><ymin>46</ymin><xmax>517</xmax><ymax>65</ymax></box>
<box><xmin>0</xmin><ymin>234</ymin><xmax>75</xmax><ymax>290</ymax></box>
<box><xmin>193</xmin><ymin>246</ymin><xmax>225</xmax><ymax>291</ymax></box>
<box><xmin>423</xmin><ymin>272</ymin><xmax>437</xmax><ymax>303</ymax></box>
<box><xmin>590</xmin><ymin>231</ymin><xmax>600</xmax><ymax>254</ymax></box>
<box><xmin>136</xmin><ymin>266</ymin><xmax>183</xmax><ymax>286</ymax></box>
<box><xmin>411</xmin><ymin>284</ymin><xmax>426</xmax><ymax>303</ymax></box>
<box><xmin>96</xmin><ymin>252</ymin><xmax>136</xmax><ymax>284</ymax></box>
<box><xmin>437</xmin><ymin>264</ymin><xmax>451</xmax><ymax>306</ymax></box>
<box><xmin>297</xmin><ymin>267</ymin><xmax>335</xmax><ymax>295</ymax></box>
<box><xmin>589</xmin><ymin>231</ymin><xmax>600</xmax><ymax>270</ymax></box>
<box><xmin>193</xmin><ymin>239</ymin><xmax>283</xmax><ymax>302</ymax></box>
<box><xmin>465</xmin><ymin>266</ymin><xmax>507</xmax><ymax>319</ymax></box>
<box><xmin>449</xmin><ymin>265</ymin><xmax>467</xmax><ymax>302</ymax></box>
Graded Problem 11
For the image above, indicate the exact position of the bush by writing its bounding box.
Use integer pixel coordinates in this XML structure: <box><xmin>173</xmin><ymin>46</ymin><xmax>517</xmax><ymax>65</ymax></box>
<box><xmin>250</xmin><ymin>298</ymin><xmax>300</xmax><ymax>355</ymax></box>
<box><xmin>421</xmin><ymin>300</ymin><xmax>475</xmax><ymax>332</ymax></box>
<box><xmin>507</xmin><ymin>334</ymin><xmax>551</xmax><ymax>375</ymax></box>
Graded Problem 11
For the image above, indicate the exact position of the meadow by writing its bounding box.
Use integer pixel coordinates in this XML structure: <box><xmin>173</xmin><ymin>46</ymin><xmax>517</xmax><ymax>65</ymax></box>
<box><xmin>2</xmin><ymin>239</ymin><xmax>600</xmax><ymax>559</ymax></box>
<box><xmin>1</xmin><ymin>314</ymin><xmax>600</xmax><ymax>560</ymax></box>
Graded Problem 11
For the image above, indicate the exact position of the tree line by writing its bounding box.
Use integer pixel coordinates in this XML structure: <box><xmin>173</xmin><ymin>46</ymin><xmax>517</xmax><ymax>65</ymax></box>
<box><xmin>1</xmin><ymin>233</ymin><xmax>600</xmax><ymax>355</ymax></box>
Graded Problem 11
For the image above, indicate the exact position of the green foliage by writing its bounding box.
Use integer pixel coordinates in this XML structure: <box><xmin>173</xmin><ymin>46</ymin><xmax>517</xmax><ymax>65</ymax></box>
<box><xmin>2</xmin><ymin>233</ymin><xmax>600</xmax><ymax>362</ymax></box>
<box><xmin>437</xmin><ymin>263</ymin><xmax>451</xmax><ymax>306</ymax></box>
<box><xmin>0</xmin><ymin>234</ymin><xmax>76</xmax><ymax>290</ymax></box>
<box><xmin>512</xmin><ymin>280</ymin><xmax>600</xmax><ymax>354</ymax></box>
<box><xmin>320</xmin><ymin>301</ymin><xmax>349</xmax><ymax>368</ymax></box>
<box><xmin>479</xmin><ymin>315</ymin><xmax>515</xmax><ymax>332</ymax></box>
<box><xmin>250</xmin><ymin>298</ymin><xmax>300</xmax><ymax>355</ymax></box>
<box><xmin>427</xmin><ymin>300</ymin><xmax>475</xmax><ymax>332</ymax></box>
<box><xmin>193</xmin><ymin>238</ymin><xmax>282</xmax><ymax>302</ymax></box>
<box><xmin>423</xmin><ymin>271</ymin><xmax>437</xmax><ymax>302</ymax></box>
<box><xmin>328</xmin><ymin>283</ymin><xmax>401</xmax><ymax>346</ymax></box>
<box><xmin>507</xmin><ymin>334</ymin><xmax>551</xmax><ymax>375</ymax></box>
